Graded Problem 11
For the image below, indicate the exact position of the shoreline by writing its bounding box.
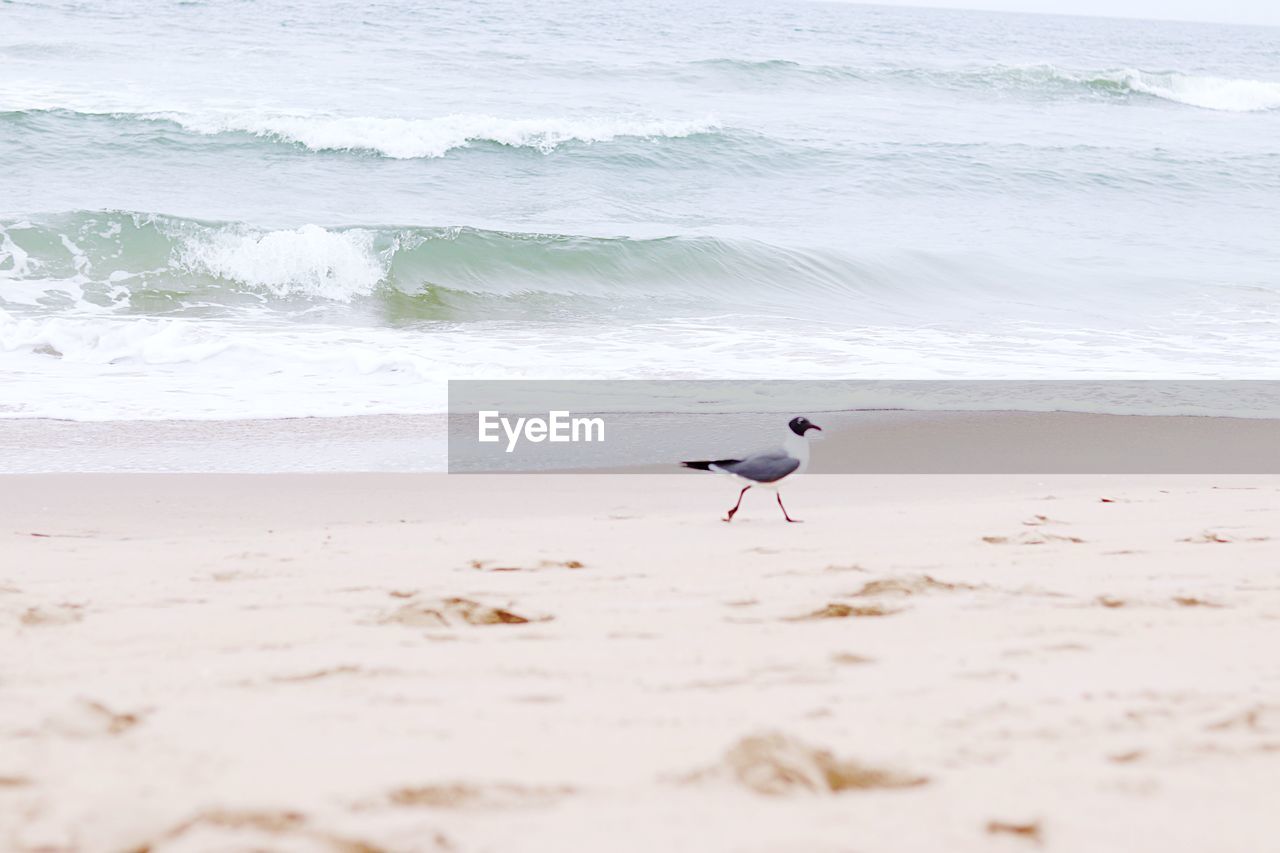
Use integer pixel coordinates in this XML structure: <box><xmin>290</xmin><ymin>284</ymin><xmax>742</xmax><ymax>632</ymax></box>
<box><xmin>4</xmin><ymin>409</ymin><xmax>1279</xmax><ymax>473</ymax></box>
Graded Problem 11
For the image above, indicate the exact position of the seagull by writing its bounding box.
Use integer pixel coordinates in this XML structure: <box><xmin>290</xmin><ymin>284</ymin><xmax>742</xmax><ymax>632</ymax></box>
<box><xmin>681</xmin><ymin>416</ymin><xmax>822</xmax><ymax>523</ymax></box>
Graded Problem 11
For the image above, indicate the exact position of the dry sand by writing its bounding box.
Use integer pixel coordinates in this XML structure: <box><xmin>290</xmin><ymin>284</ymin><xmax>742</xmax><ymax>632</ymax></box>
<box><xmin>2</xmin><ymin>473</ymin><xmax>1279</xmax><ymax>852</ymax></box>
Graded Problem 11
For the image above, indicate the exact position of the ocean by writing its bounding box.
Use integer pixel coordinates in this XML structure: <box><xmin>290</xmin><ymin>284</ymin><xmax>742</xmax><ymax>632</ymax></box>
<box><xmin>2</xmin><ymin>0</ymin><xmax>1279</xmax><ymax>422</ymax></box>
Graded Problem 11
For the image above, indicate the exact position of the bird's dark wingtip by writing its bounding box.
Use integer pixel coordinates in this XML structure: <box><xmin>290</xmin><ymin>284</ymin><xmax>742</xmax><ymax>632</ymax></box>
<box><xmin>681</xmin><ymin>460</ymin><xmax>714</xmax><ymax>471</ymax></box>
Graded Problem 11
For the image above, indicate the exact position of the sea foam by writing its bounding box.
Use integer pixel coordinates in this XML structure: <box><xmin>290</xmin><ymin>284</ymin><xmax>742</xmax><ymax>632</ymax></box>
<box><xmin>177</xmin><ymin>224</ymin><xmax>388</xmax><ymax>300</ymax></box>
<box><xmin>1098</xmin><ymin>69</ymin><xmax>1280</xmax><ymax>112</ymax></box>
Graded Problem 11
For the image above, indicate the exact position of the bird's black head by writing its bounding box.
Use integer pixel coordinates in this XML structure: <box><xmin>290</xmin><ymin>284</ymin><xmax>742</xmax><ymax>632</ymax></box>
<box><xmin>789</xmin><ymin>416</ymin><xmax>822</xmax><ymax>436</ymax></box>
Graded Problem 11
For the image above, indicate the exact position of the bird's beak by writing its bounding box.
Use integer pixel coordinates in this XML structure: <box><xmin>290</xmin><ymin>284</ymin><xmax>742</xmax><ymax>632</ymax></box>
<box><xmin>807</xmin><ymin>424</ymin><xmax>823</xmax><ymax>433</ymax></box>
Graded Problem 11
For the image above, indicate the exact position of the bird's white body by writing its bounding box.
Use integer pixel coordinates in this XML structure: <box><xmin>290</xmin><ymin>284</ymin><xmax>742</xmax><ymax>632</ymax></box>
<box><xmin>710</xmin><ymin>425</ymin><xmax>813</xmax><ymax>490</ymax></box>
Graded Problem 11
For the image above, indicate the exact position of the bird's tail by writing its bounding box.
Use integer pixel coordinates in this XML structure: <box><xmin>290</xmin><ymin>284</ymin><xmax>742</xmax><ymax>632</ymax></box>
<box><xmin>681</xmin><ymin>458</ymin><xmax>740</xmax><ymax>472</ymax></box>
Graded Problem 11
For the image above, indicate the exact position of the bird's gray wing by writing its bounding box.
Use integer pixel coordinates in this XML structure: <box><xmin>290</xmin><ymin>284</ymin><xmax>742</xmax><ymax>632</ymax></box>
<box><xmin>714</xmin><ymin>449</ymin><xmax>800</xmax><ymax>483</ymax></box>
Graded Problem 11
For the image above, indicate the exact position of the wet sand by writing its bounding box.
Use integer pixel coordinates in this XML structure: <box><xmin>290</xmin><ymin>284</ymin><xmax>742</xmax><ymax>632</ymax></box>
<box><xmin>4</xmin><ymin>409</ymin><xmax>1279</xmax><ymax>474</ymax></box>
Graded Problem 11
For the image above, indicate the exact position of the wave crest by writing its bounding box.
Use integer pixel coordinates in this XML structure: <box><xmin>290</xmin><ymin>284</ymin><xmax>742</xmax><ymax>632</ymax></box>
<box><xmin>5</xmin><ymin>211</ymin><xmax>880</xmax><ymax>311</ymax></box>
<box><xmin>0</xmin><ymin>210</ymin><xmax>933</xmax><ymax>315</ymax></box>
<box><xmin>919</xmin><ymin>65</ymin><xmax>1280</xmax><ymax>112</ymax></box>
<box><xmin>1</xmin><ymin>211</ymin><xmax>855</xmax><ymax>308</ymax></box>
<box><xmin>177</xmin><ymin>224</ymin><xmax>387</xmax><ymax>300</ymax></box>
<box><xmin>671</xmin><ymin>60</ymin><xmax>1280</xmax><ymax>111</ymax></box>
<box><xmin>158</xmin><ymin>112</ymin><xmax>720</xmax><ymax>159</ymax></box>
<box><xmin>1086</xmin><ymin>69</ymin><xmax>1280</xmax><ymax>112</ymax></box>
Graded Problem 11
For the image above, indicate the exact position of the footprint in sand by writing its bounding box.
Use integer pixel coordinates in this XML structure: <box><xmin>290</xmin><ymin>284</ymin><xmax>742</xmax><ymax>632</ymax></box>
<box><xmin>388</xmin><ymin>782</ymin><xmax>573</xmax><ymax>810</ymax></box>
<box><xmin>831</xmin><ymin>652</ymin><xmax>875</xmax><ymax>666</ymax></box>
<box><xmin>1097</xmin><ymin>595</ymin><xmax>1228</xmax><ymax>610</ymax></box>
<box><xmin>784</xmin><ymin>575</ymin><xmax>977</xmax><ymax>622</ymax></box>
<box><xmin>850</xmin><ymin>574</ymin><xmax>977</xmax><ymax>597</ymax></box>
<box><xmin>1207</xmin><ymin>705</ymin><xmax>1280</xmax><ymax>732</ymax></box>
<box><xmin>381</xmin><ymin>596</ymin><xmax>550</xmax><ymax>628</ymax></box>
<box><xmin>986</xmin><ymin>819</ymin><xmax>1043</xmax><ymax>843</ymax></box>
<box><xmin>786</xmin><ymin>602</ymin><xmax>900</xmax><ymax>620</ymax></box>
<box><xmin>46</xmin><ymin>698</ymin><xmax>148</xmax><ymax>737</ymax></box>
<box><xmin>468</xmin><ymin>558</ymin><xmax>585</xmax><ymax>572</ymax></box>
<box><xmin>267</xmin><ymin>665</ymin><xmax>372</xmax><ymax>684</ymax></box>
<box><xmin>684</xmin><ymin>731</ymin><xmax>926</xmax><ymax>795</ymax></box>
<box><xmin>1180</xmin><ymin>531</ymin><xmax>1234</xmax><ymax>543</ymax></box>
<box><xmin>1179</xmin><ymin>530</ymin><xmax>1270</xmax><ymax>544</ymax></box>
<box><xmin>140</xmin><ymin>809</ymin><xmax>402</xmax><ymax>853</ymax></box>
<box><xmin>18</xmin><ymin>604</ymin><xmax>84</xmax><ymax>627</ymax></box>
<box><xmin>1173</xmin><ymin>596</ymin><xmax>1225</xmax><ymax>608</ymax></box>
<box><xmin>983</xmin><ymin>532</ymin><xmax>1085</xmax><ymax>545</ymax></box>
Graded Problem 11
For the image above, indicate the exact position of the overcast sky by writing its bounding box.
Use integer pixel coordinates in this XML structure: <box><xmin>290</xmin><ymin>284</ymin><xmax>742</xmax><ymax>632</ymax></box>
<box><xmin>847</xmin><ymin>0</ymin><xmax>1280</xmax><ymax>27</ymax></box>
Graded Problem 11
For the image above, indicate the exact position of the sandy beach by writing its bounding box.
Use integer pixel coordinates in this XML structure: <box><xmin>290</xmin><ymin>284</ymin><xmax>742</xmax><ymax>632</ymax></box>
<box><xmin>6</xmin><ymin>0</ymin><xmax>1280</xmax><ymax>850</ymax></box>
<box><xmin>3</xmin><ymin>472</ymin><xmax>1278</xmax><ymax>852</ymax></box>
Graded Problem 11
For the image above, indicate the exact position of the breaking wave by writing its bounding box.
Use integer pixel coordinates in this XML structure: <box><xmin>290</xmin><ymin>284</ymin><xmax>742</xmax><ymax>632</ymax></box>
<box><xmin>1086</xmin><ymin>69</ymin><xmax>1280</xmax><ymax>112</ymax></box>
<box><xmin>1</xmin><ymin>65</ymin><xmax>1274</xmax><ymax>174</ymax></box>
<box><xmin>0</xmin><ymin>99</ymin><xmax>722</xmax><ymax>159</ymax></box>
<box><xmin>4</xmin><ymin>210</ymin><xmax>1140</xmax><ymax>333</ymax></box>
<box><xmin>684</xmin><ymin>60</ymin><xmax>1280</xmax><ymax>111</ymax></box>
<box><xmin>0</xmin><ymin>210</ymin><xmax>877</xmax><ymax>311</ymax></box>
<box><xmin>168</xmin><ymin>112</ymin><xmax>722</xmax><ymax>158</ymax></box>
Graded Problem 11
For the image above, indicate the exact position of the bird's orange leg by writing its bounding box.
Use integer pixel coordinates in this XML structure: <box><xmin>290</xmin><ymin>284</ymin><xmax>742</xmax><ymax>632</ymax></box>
<box><xmin>723</xmin><ymin>486</ymin><xmax>751</xmax><ymax>522</ymax></box>
<box><xmin>777</xmin><ymin>492</ymin><xmax>802</xmax><ymax>523</ymax></box>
